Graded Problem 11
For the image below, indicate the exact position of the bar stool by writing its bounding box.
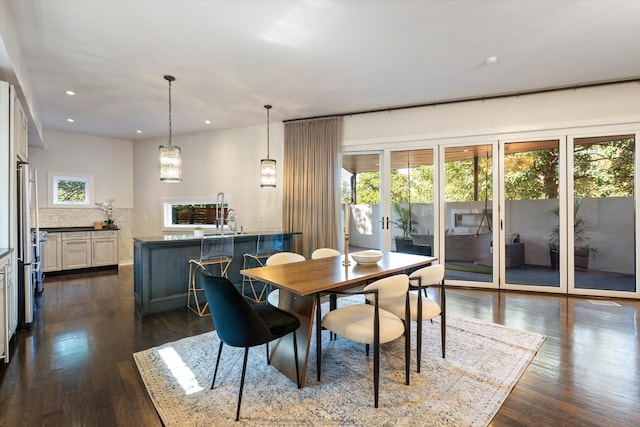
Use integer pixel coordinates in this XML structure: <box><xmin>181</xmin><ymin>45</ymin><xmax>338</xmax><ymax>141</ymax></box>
<box><xmin>187</xmin><ymin>234</ymin><xmax>234</xmax><ymax>316</ymax></box>
<box><xmin>241</xmin><ymin>233</ymin><xmax>283</xmax><ymax>302</ymax></box>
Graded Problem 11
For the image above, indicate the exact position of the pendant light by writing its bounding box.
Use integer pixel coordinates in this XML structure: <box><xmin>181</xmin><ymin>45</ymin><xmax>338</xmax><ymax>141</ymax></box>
<box><xmin>260</xmin><ymin>104</ymin><xmax>276</xmax><ymax>187</ymax></box>
<box><xmin>159</xmin><ymin>75</ymin><xmax>182</xmax><ymax>182</ymax></box>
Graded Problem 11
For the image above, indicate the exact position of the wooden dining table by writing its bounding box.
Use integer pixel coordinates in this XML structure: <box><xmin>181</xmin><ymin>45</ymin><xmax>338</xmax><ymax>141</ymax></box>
<box><xmin>240</xmin><ymin>251</ymin><xmax>437</xmax><ymax>387</ymax></box>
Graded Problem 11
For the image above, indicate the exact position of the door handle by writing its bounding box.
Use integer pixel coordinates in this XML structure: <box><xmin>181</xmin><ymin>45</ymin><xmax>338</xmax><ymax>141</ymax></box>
<box><xmin>379</xmin><ymin>217</ymin><xmax>391</xmax><ymax>230</ymax></box>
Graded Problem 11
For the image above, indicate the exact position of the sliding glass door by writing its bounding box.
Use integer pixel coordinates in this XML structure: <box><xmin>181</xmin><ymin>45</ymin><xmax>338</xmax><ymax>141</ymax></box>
<box><xmin>442</xmin><ymin>143</ymin><xmax>496</xmax><ymax>287</ymax></box>
<box><xmin>501</xmin><ymin>139</ymin><xmax>564</xmax><ymax>292</ymax></box>
<box><xmin>342</xmin><ymin>152</ymin><xmax>383</xmax><ymax>251</ymax></box>
<box><xmin>389</xmin><ymin>149</ymin><xmax>435</xmax><ymax>255</ymax></box>
<box><xmin>569</xmin><ymin>134</ymin><xmax>636</xmax><ymax>296</ymax></box>
<box><xmin>343</xmin><ymin>129</ymin><xmax>638</xmax><ymax>298</ymax></box>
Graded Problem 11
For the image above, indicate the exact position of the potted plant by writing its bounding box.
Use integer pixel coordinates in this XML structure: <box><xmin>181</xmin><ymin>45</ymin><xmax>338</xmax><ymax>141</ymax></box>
<box><xmin>392</xmin><ymin>203</ymin><xmax>417</xmax><ymax>252</ymax></box>
<box><xmin>98</xmin><ymin>199</ymin><xmax>116</xmax><ymax>229</ymax></box>
<box><xmin>548</xmin><ymin>199</ymin><xmax>597</xmax><ymax>270</ymax></box>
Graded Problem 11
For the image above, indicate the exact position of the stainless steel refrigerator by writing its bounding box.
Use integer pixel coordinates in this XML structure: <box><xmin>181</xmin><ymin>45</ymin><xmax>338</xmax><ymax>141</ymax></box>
<box><xmin>16</xmin><ymin>160</ymin><xmax>34</xmax><ymax>330</ymax></box>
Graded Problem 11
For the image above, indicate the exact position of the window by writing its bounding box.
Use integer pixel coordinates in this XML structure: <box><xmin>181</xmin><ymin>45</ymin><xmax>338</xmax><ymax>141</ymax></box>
<box><xmin>162</xmin><ymin>198</ymin><xmax>229</xmax><ymax>230</ymax></box>
<box><xmin>48</xmin><ymin>173</ymin><xmax>93</xmax><ymax>207</ymax></box>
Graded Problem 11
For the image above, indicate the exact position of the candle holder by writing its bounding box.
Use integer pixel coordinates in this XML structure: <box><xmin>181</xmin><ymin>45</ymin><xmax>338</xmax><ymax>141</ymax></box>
<box><xmin>342</xmin><ymin>232</ymin><xmax>351</xmax><ymax>266</ymax></box>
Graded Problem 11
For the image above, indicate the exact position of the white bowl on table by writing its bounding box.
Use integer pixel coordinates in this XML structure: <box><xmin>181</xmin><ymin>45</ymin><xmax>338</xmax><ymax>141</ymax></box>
<box><xmin>351</xmin><ymin>250</ymin><xmax>383</xmax><ymax>264</ymax></box>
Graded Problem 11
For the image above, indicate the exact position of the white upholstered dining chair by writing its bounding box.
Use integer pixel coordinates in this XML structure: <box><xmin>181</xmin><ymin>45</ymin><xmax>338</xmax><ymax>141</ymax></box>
<box><xmin>311</xmin><ymin>247</ymin><xmax>341</xmax><ymax>337</ymax></box>
<box><xmin>265</xmin><ymin>252</ymin><xmax>306</xmax><ymax>307</ymax></box>
<box><xmin>311</xmin><ymin>247</ymin><xmax>341</xmax><ymax>259</ymax></box>
<box><xmin>316</xmin><ymin>274</ymin><xmax>410</xmax><ymax>408</ymax></box>
<box><xmin>372</xmin><ymin>264</ymin><xmax>445</xmax><ymax>373</ymax></box>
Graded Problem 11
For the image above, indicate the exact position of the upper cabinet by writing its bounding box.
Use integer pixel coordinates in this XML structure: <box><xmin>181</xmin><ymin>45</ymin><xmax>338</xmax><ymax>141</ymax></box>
<box><xmin>10</xmin><ymin>86</ymin><xmax>28</xmax><ymax>162</ymax></box>
<box><xmin>0</xmin><ymin>81</ymin><xmax>10</xmax><ymax>249</ymax></box>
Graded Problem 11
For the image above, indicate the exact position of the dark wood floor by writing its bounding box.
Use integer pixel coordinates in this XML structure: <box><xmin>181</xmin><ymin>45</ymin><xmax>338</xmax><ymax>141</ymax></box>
<box><xmin>1</xmin><ymin>266</ymin><xmax>639</xmax><ymax>426</ymax></box>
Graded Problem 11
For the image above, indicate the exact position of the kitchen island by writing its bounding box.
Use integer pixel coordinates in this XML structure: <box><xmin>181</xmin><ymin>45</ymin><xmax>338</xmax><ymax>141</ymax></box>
<box><xmin>133</xmin><ymin>231</ymin><xmax>299</xmax><ymax>318</ymax></box>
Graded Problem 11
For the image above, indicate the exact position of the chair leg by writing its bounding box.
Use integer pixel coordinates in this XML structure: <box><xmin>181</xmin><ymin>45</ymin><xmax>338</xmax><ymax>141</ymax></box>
<box><xmin>330</xmin><ymin>294</ymin><xmax>337</xmax><ymax>340</ymax></box>
<box><xmin>373</xmin><ymin>339</ymin><xmax>379</xmax><ymax>408</ymax></box>
<box><xmin>266</xmin><ymin>342</ymin><xmax>270</xmax><ymax>364</ymax></box>
<box><xmin>236</xmin><ymin>347</ymin><xmax>250</xmax><ymax>422</ymax></box>
<box><xmin>292</xmin><ymin>331</ymin><xmax>300</xmax><ymax>389</ymax></box>
<box><xmin>417</xmin><ymin>289</ymin><xmax>423</xmax><ymax>373</ymax></box>
<box><xmin>316</xmin><ymin>295</ymin><xmax>322</xmax><ymax>382</ymax></box>
<box><xmin>405</xmin><ymin>307</ymin><xmax>411</xmax><ymax>384</ymax></box>
<box><xmin>441</xmin><ymin>285</ymin><xmax>446</xmax><ymax>358</ymax></box>
<box><xmin>211</xmin><ymin>341</ymin><xmax>224</xmax><ymax>389</ymax></box>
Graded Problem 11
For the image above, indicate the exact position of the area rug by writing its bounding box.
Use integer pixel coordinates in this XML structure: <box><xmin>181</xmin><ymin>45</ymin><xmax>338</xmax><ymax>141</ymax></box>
<box><xmin>134</xmin><ymin>313</ymin><xmax>545</xmax><ymax>426</ymax></box>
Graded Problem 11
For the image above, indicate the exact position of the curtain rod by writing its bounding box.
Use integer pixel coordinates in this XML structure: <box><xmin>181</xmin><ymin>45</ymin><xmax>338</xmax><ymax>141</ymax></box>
<box><xmin>283</xmin><ymin>77</ymin><xmax>640</xmax><ymax>124</ymax></box>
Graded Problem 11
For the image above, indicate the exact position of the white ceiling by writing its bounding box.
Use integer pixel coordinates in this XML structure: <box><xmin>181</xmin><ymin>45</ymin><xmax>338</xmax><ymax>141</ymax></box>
<box><xmin>5</xmin><ymin>0</ymin><xmax>640</xmax><ymax>142</ymax></box>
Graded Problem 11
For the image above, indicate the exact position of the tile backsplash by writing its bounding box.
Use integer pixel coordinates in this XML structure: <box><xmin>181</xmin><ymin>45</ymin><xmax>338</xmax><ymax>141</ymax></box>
<box><xmin>37</xmin><ymin>207</ymin><xmax>133</xmax><ymax>264</ymax></box>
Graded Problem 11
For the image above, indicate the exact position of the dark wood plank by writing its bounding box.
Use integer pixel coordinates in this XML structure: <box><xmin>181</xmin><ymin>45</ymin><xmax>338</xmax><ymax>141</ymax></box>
<box><xmin>270</xmin><ymin>290</ymin><xmax>316</xmax><ymax>386</ymax></box>
<box><xmin>0</xmin><ymin>266</ymin><xmax>638</xmax><ymax>426</ymax></box>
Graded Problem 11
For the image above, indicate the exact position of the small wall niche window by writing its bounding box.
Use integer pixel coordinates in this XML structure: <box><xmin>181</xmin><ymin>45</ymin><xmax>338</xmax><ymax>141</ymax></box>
<box><xmin>162</xmin><ymin>198</ymin><xmax>229</xmax><ymax>230</ymax></box>
<box><xmin>48</xmin><ymin>172</ymin><xmax>94</xmax><ymax>207</ymax></box>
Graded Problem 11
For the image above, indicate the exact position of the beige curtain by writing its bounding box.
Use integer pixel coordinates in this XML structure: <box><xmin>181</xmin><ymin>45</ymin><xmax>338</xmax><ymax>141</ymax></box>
<box><xmin>283</xmin><ymin>117</ymin><xmax>343</xmax><ymax>258</ymax></box>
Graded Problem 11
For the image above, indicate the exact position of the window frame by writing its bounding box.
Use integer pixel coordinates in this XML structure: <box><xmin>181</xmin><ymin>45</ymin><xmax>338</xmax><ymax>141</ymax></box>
<box><xmin>162</xmin><ymin>197</ymin><xmax>230</xmax><ymax>231</ymax></box>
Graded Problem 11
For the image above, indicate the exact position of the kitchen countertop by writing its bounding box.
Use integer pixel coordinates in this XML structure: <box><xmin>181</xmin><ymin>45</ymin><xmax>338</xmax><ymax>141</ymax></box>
<box><xmin>40</xmin><ymin>226</ymin><xmax>119</xmax><ymax>232</ymax></box>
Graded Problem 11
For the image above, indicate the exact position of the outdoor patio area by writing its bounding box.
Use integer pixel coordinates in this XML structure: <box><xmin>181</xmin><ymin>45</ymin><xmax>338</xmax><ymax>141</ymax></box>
<box><xmin>446</xmin><ymin>262</ymin><xmax>635</xmax><ymax>293</ymax></box>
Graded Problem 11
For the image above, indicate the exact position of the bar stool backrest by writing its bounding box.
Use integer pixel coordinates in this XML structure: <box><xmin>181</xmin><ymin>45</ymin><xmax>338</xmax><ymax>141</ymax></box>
<box><xmin>201</xmin><ymin>234</ymin><xmax>234</xmax><ymax>265</ymax></box>
<box><xmin>256</xmin><ymin>233</ymin><xmax>283</xmax><ymax>258</ymax></box>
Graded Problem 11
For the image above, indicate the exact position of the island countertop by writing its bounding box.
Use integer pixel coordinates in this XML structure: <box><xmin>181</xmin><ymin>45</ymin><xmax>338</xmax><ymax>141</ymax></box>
<box><xmin>133</xmin><ymin>230</ymin><xmax>290</xmax><ymax>243</ymax></box>
<box><xmin>133</xmin><ymin>230</ymin><xmax>300</xmax><ymax>317</ymax></box>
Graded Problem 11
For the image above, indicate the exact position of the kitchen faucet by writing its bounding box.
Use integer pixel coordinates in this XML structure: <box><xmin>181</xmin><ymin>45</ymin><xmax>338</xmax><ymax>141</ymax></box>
<box><xmin>227</xmin><ymin>209</ymin><xmax>237</xmax><ymax>233</ymax></box>
<box><xmin>215</xmin><ymin>192</ymin><xmax>225</xmax><ymax>228</ymax></box>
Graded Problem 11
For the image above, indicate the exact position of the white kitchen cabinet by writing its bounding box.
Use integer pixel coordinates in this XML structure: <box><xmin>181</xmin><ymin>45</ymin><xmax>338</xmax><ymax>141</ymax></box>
<box><xmin>92</xmin><ymin>230</ymin><xmax>118</xmax><ymax>267</ymax></box>
<box><xmin>41</xmin><ymin>232</ymin><xmax>62</xmax><ymax>272</ymax></box>
<box><xmin>11</xmin><ymin>86</ymin><xmax>28</xmax><ymax>162</ymax></box>
<box><xmin>1</xmin><ymin>252</ymin><xmax>9</xmax><ymax>363</ymax></box>
<box><xmin>43</xmin><ymin>230</ymin><xmax>118</xmax><ymax>272</ymax></box>
<box><xmin>61</xmin><ymin>232</ymin><xmax>92</xmax><ymax>270</ymax></box>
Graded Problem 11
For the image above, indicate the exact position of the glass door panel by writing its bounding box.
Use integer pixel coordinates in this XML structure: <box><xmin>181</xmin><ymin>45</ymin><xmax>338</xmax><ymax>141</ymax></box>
<box><xmin>443</xmin><ymin>144</ymin><xmax>494</xmax><ymax>285</ymax></box>
<box><xmin>571</xmin><ymin>135</ymin><xmax>636</xmax><ymax>294</ymax></box>
<box><xmin>342</xmin><ymin>152</ymin><xmax>383</xmax><ymax>252</ymax></box>
<box><xmin>502</xmin><ymin>139</ymin><xmax>562</xmax><ymax>289</ymax></box>
<box><xmin>389</xmin><ymin>149</ymin><xmax>434</xmax><ymax>255</ymax></box>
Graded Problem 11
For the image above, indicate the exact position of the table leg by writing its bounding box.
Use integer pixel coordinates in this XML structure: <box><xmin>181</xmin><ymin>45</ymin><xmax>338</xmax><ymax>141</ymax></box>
<box><xmin>269</xmin><ymin>289</ymin><xmax>316</xmax><ymax>387</ymax></box>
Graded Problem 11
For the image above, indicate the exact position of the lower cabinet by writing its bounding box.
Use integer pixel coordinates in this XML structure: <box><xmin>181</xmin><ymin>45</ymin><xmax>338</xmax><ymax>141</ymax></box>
<box><xmin>92</xmin><ymin>231</ymin><xmax>118</xmax><ymax>266</ymax></box>
<box><xmin>42</xmin><ymin>230</ymin><xmax>118</xmax><ymax>273</ymax></box>
<box><xmin>62</xmin><ymin>232</ymin><xmax>92</xmax><ymax>270</ymax></box>
<box><xmin>42</xmin><ymin>232</ymin><xmax>62</xmax><ymax>272</ymax></box>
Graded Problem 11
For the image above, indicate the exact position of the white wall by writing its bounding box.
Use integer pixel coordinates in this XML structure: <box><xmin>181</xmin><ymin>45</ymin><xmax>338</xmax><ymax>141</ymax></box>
<box><xmin>28</xmin><ymin>129</ymin><xmax>134</xmax><ymax>263</ymax></box>
<box><xmin>132</xmin><ymin>123</ymin><xmax>283</xmax><ymax>237</ymax></box>
<box><xmin>343</xmin><ymin>82</ymin><xmax>640</xmax><ymax>145</ymax></box>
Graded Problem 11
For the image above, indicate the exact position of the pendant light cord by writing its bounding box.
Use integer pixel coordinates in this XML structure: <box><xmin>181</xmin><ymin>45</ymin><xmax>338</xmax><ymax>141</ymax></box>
<box><xmin>165</xmin><ymin>75</ymin><xmax>176</xmax><ymax>147</ymax></box>
<box><xmin>265</xmin><ymin>104</ymin><xmax>272</xmax><ymax>159</ymax></box>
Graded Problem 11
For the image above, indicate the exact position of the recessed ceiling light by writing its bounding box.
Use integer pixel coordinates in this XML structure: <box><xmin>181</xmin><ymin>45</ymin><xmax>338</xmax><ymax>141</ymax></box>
<box><xmin>66</xmin><ymin>118</ymin><xmax>74</xmax><ymax>123</ymax></box>
<box><xmin>484</xmin><ymin>56</ymin><xmax>498</xmax><ymax>65</ymax></box>
<box><xmin>136</xmin><ymin>130</ymin><xmax>142</xmax><ymax>134</ymax></box>
<box><xmin>204</xmin><ymin>120</ymin><xmax>211</xmax><ymax>124</ymax></box>
<box><xmin>65</xmin><ymin>90</ymin><xmax>75</xmax><ymax>96</ymax></box>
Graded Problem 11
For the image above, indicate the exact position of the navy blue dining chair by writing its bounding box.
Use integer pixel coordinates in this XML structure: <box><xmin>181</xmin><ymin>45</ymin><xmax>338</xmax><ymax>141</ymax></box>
<box><xmin>200</xmin><ymin>270</ymin><xmax>301</xmax><ymax>421</ymax></box>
